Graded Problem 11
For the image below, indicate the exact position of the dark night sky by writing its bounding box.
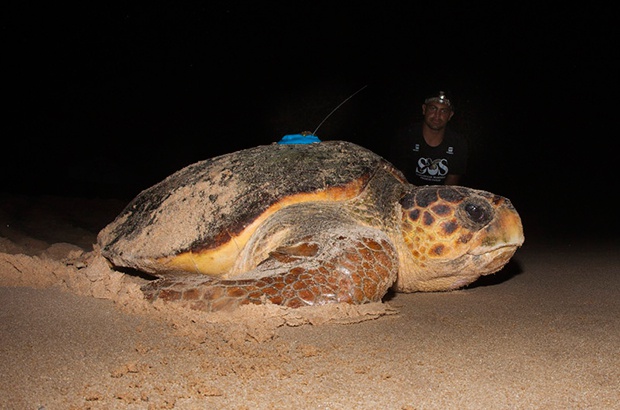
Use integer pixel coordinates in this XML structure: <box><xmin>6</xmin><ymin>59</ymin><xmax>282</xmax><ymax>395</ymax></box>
<box><xmin>3</xmin><ymin>3</ymin><xmax>617</xmax><ymax>237</ymax></box>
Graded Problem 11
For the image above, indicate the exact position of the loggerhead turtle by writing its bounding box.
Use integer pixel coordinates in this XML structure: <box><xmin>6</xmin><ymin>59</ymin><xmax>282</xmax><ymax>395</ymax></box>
<box><xmin>97</xmin><ymin>140</ymin><xmax>524</xmax><ymax>312</ymax></box>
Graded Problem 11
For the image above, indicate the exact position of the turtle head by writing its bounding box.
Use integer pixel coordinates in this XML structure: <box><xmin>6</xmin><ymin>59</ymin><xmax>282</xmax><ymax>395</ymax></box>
<box><xmin>394</xmin><ymin>185</ymin><xmax>524</xmax><ymax>292</ymax></box>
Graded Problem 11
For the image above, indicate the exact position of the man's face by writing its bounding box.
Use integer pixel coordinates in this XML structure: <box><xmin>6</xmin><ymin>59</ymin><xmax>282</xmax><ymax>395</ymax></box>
<box><xmin>422</xmin><ymin>102</ymin><xmax>454</xmax><ymax>131</ymax></box>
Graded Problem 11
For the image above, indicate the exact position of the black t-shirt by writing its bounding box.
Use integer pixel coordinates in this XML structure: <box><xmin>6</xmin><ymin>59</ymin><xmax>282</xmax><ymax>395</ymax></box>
<box><xmin>389</xmin><ymin>123</ymin><xmax>468</xmax><ymax>186</ymax></box>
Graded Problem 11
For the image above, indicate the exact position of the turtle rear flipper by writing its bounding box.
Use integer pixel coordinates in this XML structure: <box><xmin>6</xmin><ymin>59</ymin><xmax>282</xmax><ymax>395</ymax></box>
<box><xmin>141</xmin><ymin>227</ymin><xmax>398</xmax><ymax>312</ymax></box>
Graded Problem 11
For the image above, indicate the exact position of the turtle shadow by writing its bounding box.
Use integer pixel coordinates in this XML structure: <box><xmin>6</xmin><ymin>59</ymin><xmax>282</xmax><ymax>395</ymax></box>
<box><xmin>464</xmin><ymin>257</ymin><xmax>524</xmax><ymax>289</ymax></box>
<box><xmin>383</xmin><ymin>257</ymin><xmax>524</xmax><ymax>301</ymax></box>
<box><xmin>114</xmin><ymin>266</ymin><xmax>159</xmax><ymax>281</ymax></box>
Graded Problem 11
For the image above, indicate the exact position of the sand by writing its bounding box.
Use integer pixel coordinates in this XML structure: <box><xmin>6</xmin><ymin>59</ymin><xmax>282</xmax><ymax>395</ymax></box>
<box><xmin>0</xmin><ymin>193</ymin><xmax>618</xmax><ymax>409</ymax></box>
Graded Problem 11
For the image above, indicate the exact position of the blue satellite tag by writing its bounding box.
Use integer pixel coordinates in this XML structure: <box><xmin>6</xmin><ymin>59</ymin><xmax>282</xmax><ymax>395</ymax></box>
<box><xmin>277</xmin><ymin>133</ymin><xmax>321</xmax><ymax>144</ymax></box>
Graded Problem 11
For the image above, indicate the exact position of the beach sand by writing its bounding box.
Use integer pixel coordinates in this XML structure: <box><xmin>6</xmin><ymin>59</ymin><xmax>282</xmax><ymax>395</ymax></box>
<box><xmin>1</xmin><ymin>193</ymin><xmax>618</xmax><ymax>409</ymax></box>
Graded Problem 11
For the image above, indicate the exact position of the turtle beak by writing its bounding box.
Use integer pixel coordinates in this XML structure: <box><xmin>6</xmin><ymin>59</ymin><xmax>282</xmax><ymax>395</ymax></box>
<box><xmin>457</xmin><ymin>201</ymin><xmax>524</xmax><ymax>282</ymax></box>
<box><xmin>470</xmin><ymin>201</ymin><xmax>524</xmax><ymax>256</ymax></box>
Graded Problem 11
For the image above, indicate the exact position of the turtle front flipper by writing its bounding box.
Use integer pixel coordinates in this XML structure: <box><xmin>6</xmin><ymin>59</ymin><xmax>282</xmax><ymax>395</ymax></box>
<box><xmin>141</xmin><ymin>226</ymin><xmax>398</xmax><ymax>312</ymax></box>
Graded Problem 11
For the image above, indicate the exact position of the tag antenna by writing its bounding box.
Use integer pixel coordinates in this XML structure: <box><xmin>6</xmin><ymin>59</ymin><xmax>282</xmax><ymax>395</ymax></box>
<box><xmin>312</xmin><ymin>85</ymin><xmax>368</xmax><ymax>136</ymax></box>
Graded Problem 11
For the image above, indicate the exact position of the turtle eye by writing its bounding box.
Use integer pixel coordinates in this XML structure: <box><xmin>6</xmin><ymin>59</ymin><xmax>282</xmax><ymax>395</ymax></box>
<box><xmin>465</xmin><ymin>203</ymin><xmax>487</xmax><ymax>223</ymax></box>
<box><xmin>456</xmin><ymin>199</ymin><xmax>494</xmax><ymax>230</ymax></box>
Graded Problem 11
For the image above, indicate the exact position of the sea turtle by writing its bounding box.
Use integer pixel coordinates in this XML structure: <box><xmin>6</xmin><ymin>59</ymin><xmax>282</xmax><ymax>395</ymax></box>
<box><xmin>97</xmin><ymin>140</ymin><xmax>524</xmax><ymax>312</ymax></box>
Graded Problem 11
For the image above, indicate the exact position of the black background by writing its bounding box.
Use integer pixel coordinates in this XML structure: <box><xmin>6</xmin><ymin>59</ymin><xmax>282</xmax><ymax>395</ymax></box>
<box><xmin>3</xmin><ymin>2</ymin><xmax>617</xmax><ymax>238</ymax></box>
